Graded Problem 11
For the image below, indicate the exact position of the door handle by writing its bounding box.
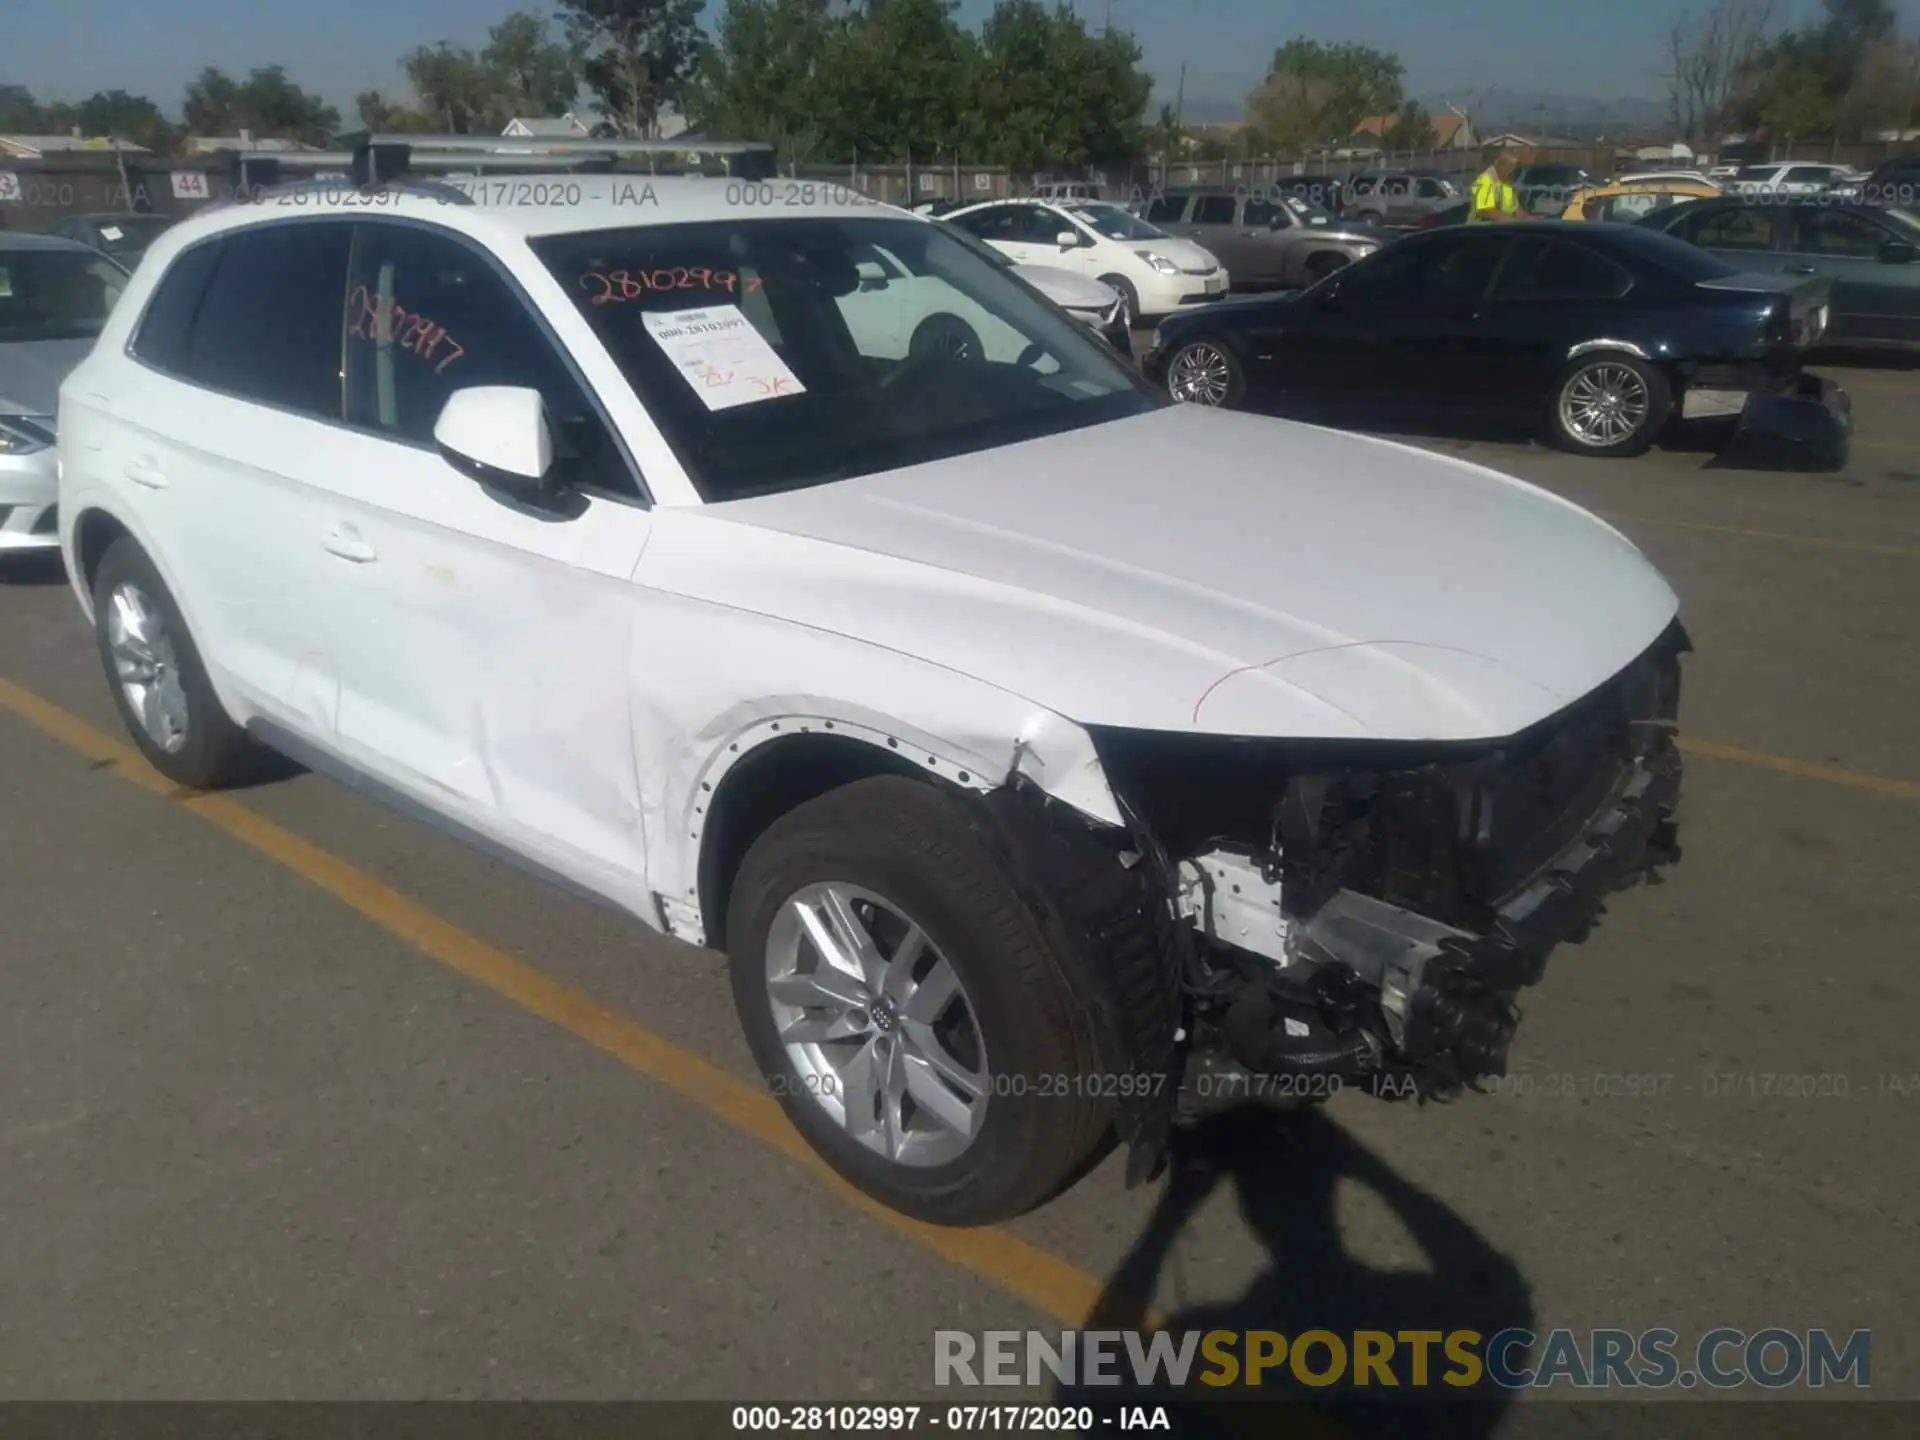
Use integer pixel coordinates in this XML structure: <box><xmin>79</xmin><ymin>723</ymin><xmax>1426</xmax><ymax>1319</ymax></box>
<box><xmin>323</xmin><ymin>527</ymin><xmax>377</xmax><ymax>564</ymax></box>
<box><xmin>124</xmin><ymin>457</ymin><xmax>166</xmax><ymax>489</ymax></box>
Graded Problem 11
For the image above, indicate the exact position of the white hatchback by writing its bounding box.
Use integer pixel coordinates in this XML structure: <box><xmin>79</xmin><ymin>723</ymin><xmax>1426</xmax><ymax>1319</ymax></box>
<box><xmin>59</xmin><ymin>173</ymin><xmax>1687</xmax><ymax>1226</ymax></box>
<box><xmin>944</xmin><ymin>197</ymin><xmax>1228</xmax><ymax>324</ymax></box>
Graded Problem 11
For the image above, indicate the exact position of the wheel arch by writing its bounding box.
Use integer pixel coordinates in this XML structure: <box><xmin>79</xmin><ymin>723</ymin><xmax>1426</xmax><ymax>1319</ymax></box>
<box><xmin>678</xmin><ymin>708</ymin><xmax>1126</xmax><ymax>952</ymax></box>
<box><xmin>71</xmin><ymin>504</ymin><xmax>135</xmax><ymax>619</ymax></box>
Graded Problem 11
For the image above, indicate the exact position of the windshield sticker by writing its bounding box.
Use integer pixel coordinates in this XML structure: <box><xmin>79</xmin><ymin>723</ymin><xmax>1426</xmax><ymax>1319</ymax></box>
<box><xmin>582</xmin><ymin>267</ymin><xmax>763</xmax><ymax>305</ymax></box>
<box><xmin>99</xmin><ymin>225</ymin><xmax>125</xmax><ymax>242</ymax></box>
<box><xmin>642</xmin><ymin>303</ymin><xmax>804</xmax><ymax>412</ymax></box>
<box><xmin>345</xmin><ymin>285</ymin><xmax>465</xmax><ymax>372</ymax></box>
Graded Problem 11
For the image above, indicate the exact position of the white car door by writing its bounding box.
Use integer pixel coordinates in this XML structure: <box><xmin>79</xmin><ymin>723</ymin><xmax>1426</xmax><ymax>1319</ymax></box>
<box><xmin>315</xmin><ymin>219</ymin><xmax>653</xmax><ymax>889</ymax></box>
<box><xmin>99</xmin><ymin>220</ymin><xmax>355</xmax><ymax>733</ymax></box>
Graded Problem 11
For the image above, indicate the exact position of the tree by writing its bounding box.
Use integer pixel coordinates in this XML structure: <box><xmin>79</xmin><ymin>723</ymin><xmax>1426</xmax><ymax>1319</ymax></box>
<box><xmin>1382</xmin><ymin>100</ymin><xmax>1436</xmax><ymax>151</ymax></box>
<box><xmin>685</xmin><ymin>0</ymin><xmax>846</xmax><ymax>160</ymax></box>
<box><xmin>1666</xmin><ymin>0</ymin><xmax>1774</xmax><ymax>143</ymax></box>
<box><xmin>967</xmin><ymin>0</ymin><xmax>1150</xmax><ymax>167</ymax></box>
<box><xmin>823</xmin><ymin>0</ymin><xmax>978</xmax><ymax>162</ymax></box>
<box><xmin>1761</xmin><ymin>61</ymin><xmax>1835</xmax><ymax>138</ymax></box>
<box><xmin>1245</xmin><ymin>37</ymin><xmax>1403</xmax><ymax>152</ymax></box>
<box><xmin>0</xmin><ymin>84</ymin><xmax>46</xmax><ymax>132</ymax></box>
<box><xmin>182</xmin><ymin>65</ymin><xmax>339</xmax><ymax>143</ymax></box>
<box><xmin>482</xmin><ymin>11</ymin><xmax>583</xmax><ymax>117</ymax></box>
<box><xmin>559</xmin><ymin>0</ymin><xmax>707</xmax><ymax>137</ymax></box>
<box><xmin>58</xmin><ymin>90</ymin><xmax>174</xmax><ymax>151</ymax></box>
<box><xmin>356</xmin><ymin>89</ymin><xmax>437</xmax><ymax>133</ymax></box>
<box><xmin>403</xmin><ymin>42</ymin><xmax>504</xmax><ymax>133</ymax></box>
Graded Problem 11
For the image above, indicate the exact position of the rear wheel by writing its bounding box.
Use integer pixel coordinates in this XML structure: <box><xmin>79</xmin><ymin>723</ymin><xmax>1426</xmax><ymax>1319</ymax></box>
<box><xmin>725</xmin><ymin>776</ymin><xmax>1113</xmax><ymax>1225</ymax></box>
<box><xmin>1547</xmin><ymin>353</ymin><xmax>1671</xmax><ymax>457</ymax></box>
<box><xmin>1165</xmin><ymin>336</ymin><xmax>1245</xmax><ymax>408</ymax></box>
<box><xmin>91</xmin><ymin>537</ymin><xmax>261</xmax><ymax>788</ymax></box>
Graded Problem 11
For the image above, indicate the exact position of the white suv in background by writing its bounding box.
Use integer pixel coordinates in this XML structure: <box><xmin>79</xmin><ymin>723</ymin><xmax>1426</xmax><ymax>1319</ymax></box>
<box><xmin>944</xmin><ymin>197</ymin><xmax>1227</xmax><ymax>325</ymax></box>
<box><xmin>58</xmin><ymin>173</ymin><xmax>1687</xmax><ymax>1228</ymax></box>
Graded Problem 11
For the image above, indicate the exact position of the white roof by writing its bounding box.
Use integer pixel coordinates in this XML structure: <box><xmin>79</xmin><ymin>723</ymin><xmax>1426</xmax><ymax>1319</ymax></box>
<box><xmin>161</xmin><ymin>174</ymin><xmax>914</xmax><ymax>250</ymax></box>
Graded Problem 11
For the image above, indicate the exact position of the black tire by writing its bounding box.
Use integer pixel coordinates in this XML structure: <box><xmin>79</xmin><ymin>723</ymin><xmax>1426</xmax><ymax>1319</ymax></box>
<box><xmin>91</xmin><ymin>536</ymin><xmax>261</xmax><ymax>788</ymax></box>
<box><xmin>1545</xmin><ymin>352</ymin><xmax>1672</xmax><ymax>458</ymax></box>
<box><xmin>1164</xmin><ymin>335</ymin><xmax>1246</xmax><ymax>408</ymax></box>
<box><xmin>725</xmin><ymin>776</ymin><xmax>1113</xmax><ymax>1226</ymax></box>
<box><xmin>907</xmin><ymin>313</ymin><xmax>982</xmax><ymax>361</ymax></box>
<box><xmin>1097</xmin><ymin>274</ymin><xmax>1141</xmax><ymax>328</ymax></box>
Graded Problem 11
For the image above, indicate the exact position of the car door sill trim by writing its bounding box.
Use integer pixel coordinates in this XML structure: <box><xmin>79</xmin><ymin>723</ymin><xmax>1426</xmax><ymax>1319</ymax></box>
<box><xmin>244</xmin><ymin>716</ymin><xmax>648</xmax><ymax>928</ymax></box>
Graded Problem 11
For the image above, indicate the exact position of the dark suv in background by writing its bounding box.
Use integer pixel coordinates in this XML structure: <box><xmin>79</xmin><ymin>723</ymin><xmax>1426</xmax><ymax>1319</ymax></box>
<box><xmin>1341</xmin><ymin>171</ymin><xmax>1460</xmax><ymax>227</ymax></box>
<box><xmin>1512</xmin><ymin>164</ymin><xmax>1594</xmax><ymax>215</ymax></box>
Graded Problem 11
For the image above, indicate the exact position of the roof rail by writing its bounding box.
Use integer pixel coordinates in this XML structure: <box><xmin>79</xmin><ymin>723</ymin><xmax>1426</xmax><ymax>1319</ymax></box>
<box><xmin>356</xmin><ymin>135</ymin><xmax>778</xmax><ymax>182</ymax></box>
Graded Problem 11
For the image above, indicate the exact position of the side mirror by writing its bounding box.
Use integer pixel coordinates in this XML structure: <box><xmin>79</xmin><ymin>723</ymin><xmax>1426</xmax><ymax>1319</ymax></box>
<box><xmin>1879</xmin><ymin>239</ymin><xmax>1916</xmax><ymax>264</ymax></box>
<box><xmin>434</xmin><ymin>386</ymin><xmax>578</xmax><ymax>518</ymax></box>
<box><xmin>1056</xmin><ymin>230</ymin><xmax>1080</xmax><ymax>249</ymax></box>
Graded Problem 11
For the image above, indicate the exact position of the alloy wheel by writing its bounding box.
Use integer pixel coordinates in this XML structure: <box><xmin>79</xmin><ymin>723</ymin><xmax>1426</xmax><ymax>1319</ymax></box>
<box><xmin>105</xmin><ymin>582</ymin><xmax>190</xmax><ymax>754</ymax></box>
<box><xmin>1560</xmin><ymin>362</ymin><xmax>1651</xmax><ymax>448</ymax></box>
<box><xmin>1168</xmin><ymin>341</ymin><xmax>1233</xmax><ymax>405</ymax></box>
<box><xmin>763</xmin><ymin>882</ymin><xmax>989</xmax><ymax>1168</ymax></box>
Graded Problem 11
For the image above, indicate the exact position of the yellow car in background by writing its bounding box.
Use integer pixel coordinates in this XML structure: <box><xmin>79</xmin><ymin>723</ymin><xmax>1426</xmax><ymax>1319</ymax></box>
<box><xmin>1561</xmin><ymin>180</ymin><xmax>1722</xmax><ymax>223</ymax></box>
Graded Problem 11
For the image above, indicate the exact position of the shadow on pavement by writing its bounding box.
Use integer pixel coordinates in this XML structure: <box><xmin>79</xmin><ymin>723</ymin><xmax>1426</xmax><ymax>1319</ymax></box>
<box><xmin>1059</xmin><ymin>1103</ymin><xmax>1531</xmax><ymax>1440</ymax></box>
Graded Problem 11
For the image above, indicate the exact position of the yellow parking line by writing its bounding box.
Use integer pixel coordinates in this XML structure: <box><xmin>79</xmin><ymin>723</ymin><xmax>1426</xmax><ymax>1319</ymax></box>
<box><xmin>1598</xmin><ymin>512</ymin><xmax>1920</xmax><ymax>558</ymax></box>
<box><xmin>1677</xmin><ymin>737</ymin><xmax>1920</xmax><ymax>801</ymax></box>
<box><xmin>0</xmin><ymin>676</ymin><xmax>1132</xmax><ymax>1332</ymax></box>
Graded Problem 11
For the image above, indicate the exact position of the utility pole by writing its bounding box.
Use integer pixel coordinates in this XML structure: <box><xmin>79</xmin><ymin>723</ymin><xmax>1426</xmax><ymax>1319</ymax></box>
<box><xmin>1104</xmin><ymin>0</ymin><xmax>1115</xmax><ymax>36</ymax></box>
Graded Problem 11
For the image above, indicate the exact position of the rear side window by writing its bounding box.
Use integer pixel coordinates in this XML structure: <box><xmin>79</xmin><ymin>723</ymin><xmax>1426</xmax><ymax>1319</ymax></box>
<box><xmin>1142</xmin><ymin>195</ymin><xmax>1186</xmax><ymax>224</ymax></box>
<box><xmin>1191</xmin><ymin>195</ymin><xmax>1236</xmax><ymax>224</ymax></box>
<box><xmin>181</xmin><ymin>221</ymin><xmax>352</xmax><ymax>418</ymax></box>
<box><xmin>1679</xmin><ymin>205</ymin><xmax>1775</xmax><ymax>250</ymax></box>
<box><xmin>1492</xmin><ymin>238</ymin><xmax>1632</xmax><ymax>301</ymax></box>
<box><xmin>130</xmin><ymin>239</ymin><xmax>222</xmax><ymax>373</ymax></box>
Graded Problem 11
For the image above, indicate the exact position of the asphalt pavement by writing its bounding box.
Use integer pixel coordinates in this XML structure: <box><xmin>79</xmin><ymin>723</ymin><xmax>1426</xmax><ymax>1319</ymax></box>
<box><xmin>1</xmin><ymin>355</ymin><xmax>1915</xmax><ymax>1424</ymax></box>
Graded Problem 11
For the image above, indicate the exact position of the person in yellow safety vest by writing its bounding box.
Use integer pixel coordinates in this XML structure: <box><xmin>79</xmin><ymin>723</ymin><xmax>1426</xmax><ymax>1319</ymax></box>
<box><xmin>1471</xmin><ymin>152</ymin><xmax>1522</xmax><ymax>221</ymax></box>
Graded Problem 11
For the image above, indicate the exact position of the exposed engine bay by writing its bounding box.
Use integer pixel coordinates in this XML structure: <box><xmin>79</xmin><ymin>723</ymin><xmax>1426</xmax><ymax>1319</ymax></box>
<box><xmin>1046</xmin><ymin>621</ymin><xmax>1688</xmax><ymax>1178</ymax></box>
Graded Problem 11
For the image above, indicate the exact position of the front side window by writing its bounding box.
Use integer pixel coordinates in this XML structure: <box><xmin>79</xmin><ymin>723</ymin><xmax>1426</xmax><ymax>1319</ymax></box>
<box><xmin>533</xmin><ymin>216</ymin><xmax>1157</xmax><ymax>503</ymax></box>
<box><xmin>0</xmin><ymin>246</ymin><xmax>128</xmax><ymax>344</ymax></box>
<box><xmin>1245</xmin><ymin>199</ymin><xmax>1284</xmax><ymax>229</ymax></box>
<box><xmin>343</xmin><ymin>222</ymin><xmax>632</xmax><ymax>495</ymax></box>
<box><xmin>1142</xmin><ymin>195</ymin><xmax>1186</xmax><ymax>225</ymax></box>
<box><xmin>953</xmin><ymin>204</ymin><xmax>1053</xmax><ymax>245</ymax></box>
<box><xmin>180</xmin><ymin>221</ymin><xmax>352</xmax><ymax>418</ymax></box>
<box><xmin>1341</xmin><ymin>233</ymin><xmax>1506</xmax><ymax>309</ymax></box>
<box><xmin>1793</xmin><ymin>208</ymin><xmax>1891</xmax><ymax>256</ymax></box>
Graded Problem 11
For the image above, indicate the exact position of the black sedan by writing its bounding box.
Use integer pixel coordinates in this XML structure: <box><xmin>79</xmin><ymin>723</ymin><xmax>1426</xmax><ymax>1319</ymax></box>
<box><xmin>1142</xmin><ymin>220</ymin><xmax>1847</xmax><ymax>461</ymax></box>
<box><xmin>1635</xmin><ymin>195</ymin><xmax>1920</xmax><ymax>345</ymax></box>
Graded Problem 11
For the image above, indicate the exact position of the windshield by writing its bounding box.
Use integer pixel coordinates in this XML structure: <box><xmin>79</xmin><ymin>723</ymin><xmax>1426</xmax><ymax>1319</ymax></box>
<box><xmin>0</xmin><ymin>247</ymin><xmax>128</xmax><ymax>343</ymax></box>
<box><xmin>90</xmin><ymin>215</ymin><xmax>172</xmax><ymax>250</ymax></box>
<box><xmin>533</xmin><ymin>217</ymin><xmax>1159</xmax><ymax>503</ymax></box>
<box><xmin>1063</xmin><ymin>203</ymin><xmax>1166</xmax><ymax>241</ymax></box>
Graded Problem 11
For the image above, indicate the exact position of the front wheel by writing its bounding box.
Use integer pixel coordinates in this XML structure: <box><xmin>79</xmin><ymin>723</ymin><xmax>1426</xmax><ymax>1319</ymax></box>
<box><xmin>1165</xmin><ymin>336</ymin><xmax>1245</xmax><ymax>408</ymax></box>
<box><xmin>724</xmin><ymin>776</ymin><xmax>1114</xmax><ymax>1225</ymax></box>
<box><xmin>1547</xmin><ymin>353</ymin><xmax>1672</xmax><ymax>457</ymax></box>
<box><xmin>1097</xmin><ymin>274</ymin><xmax>1140</xmax><ymax>330</ymax></box>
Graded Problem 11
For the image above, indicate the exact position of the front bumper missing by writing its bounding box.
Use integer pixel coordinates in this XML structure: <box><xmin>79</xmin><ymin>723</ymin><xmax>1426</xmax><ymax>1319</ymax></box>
<box><xmin>1209</xmin><ymin>731</ymin><xmax>1683</xmax><ymax>1099</ymax></box>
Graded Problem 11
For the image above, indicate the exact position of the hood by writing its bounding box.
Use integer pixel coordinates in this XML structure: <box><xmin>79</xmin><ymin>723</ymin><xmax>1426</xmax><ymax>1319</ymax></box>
<box><xmin>1135</xmin><ymin>237</ymin><xmax>1218</xmax><ymax>274</ymax></box>
<box><xmin>1013</xmin><ymin>265</ymin><xmax>1118</xmax><ymax>311</ymax></box>
<box><xmin>0</xmin><ymin>337</ymin><xmax>94</xmax><ymax>417</ymax></box>
<box><xmin>660</xmin><ymin>407</ymin><xmax>1679</xmax><ymax>744</ymax></box>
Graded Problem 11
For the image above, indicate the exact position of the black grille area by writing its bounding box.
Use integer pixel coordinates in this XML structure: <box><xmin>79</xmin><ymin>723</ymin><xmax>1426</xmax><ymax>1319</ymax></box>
<box><xmin>31</xmin><ymin>505</ymin><xmax>58</xmax><ymax>535</ymax></box>
<box><xmin>1090</xmin><ymin>621</ymin><xmax>1689</xmax><ymax>932</ymax></box>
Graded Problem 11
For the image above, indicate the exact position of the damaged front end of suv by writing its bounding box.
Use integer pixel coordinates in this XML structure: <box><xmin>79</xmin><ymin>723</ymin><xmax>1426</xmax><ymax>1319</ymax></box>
<box><xmin>1067</xmin><ymin>621</ymin><xmax>1688</xmax><ymax>1181</ymax></box>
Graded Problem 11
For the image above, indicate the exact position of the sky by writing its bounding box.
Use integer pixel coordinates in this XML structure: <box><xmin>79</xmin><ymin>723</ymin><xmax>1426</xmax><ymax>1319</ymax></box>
<box><xmin>7</xmin><ymin>0</ymin><xmax>1916</xmax><ymax>128</ymax></box>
